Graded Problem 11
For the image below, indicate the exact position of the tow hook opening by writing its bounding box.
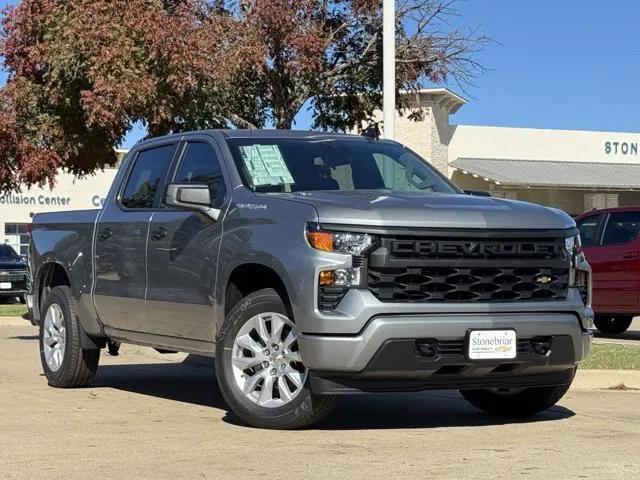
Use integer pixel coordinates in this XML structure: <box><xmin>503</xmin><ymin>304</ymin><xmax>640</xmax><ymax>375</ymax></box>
<box><xmin>415</xmin><ymin>339</ymin><xmax>438</xmax><ymax>358</ymax></box>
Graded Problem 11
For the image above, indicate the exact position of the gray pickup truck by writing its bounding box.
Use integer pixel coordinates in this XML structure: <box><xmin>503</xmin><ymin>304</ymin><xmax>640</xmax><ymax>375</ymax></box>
<box><xmin>29</xmin><ymin>129</ymin><xmax>594</xmax><ymax>429</ymax></box>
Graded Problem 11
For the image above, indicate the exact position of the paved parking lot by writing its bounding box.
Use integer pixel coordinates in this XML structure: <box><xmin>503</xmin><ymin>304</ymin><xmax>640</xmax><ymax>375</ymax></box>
<box><xmin>1</xmin><ymin>321</ymin><xmax>639</xmax><ymax>480</ymax></box>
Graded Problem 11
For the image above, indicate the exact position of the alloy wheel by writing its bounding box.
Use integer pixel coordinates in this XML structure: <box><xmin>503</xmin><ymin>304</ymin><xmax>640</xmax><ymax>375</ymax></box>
<box><xmin>43</xmin><ymin>303</ymin><xmax>66</xmax><ymax>372</ymax></box>
<box><xmin>230</xmin><ymin>312</ymin><xmax>307</xmax><ymax>408</ymax></box>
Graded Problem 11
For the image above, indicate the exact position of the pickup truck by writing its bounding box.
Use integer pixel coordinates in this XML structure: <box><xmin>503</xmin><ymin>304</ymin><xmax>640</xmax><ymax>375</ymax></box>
<box><xmin>29</xmin><ymin>129</ymin><xmax>594</xmax><ymax>429</ymax></box>
<box><xmin>576</xmin><ymin>207</ymin><xmax>640</xmax><ymax>334</ymax></box>
<box><xmin>0</xmin><ymin>244</ymin><xmax>28</xmax><ymax>303</ymax></box>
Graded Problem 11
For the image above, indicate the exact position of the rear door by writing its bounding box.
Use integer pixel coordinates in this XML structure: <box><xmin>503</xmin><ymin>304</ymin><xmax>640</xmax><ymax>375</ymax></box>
<box><xmin>94</xmin><ymin>142</ymin><xmax>178</xmax><ymax>331</ymax></box>
<box><xmin>145</xmin><ymin>137</ymin><xmax>228</xmax><ymax>340</ymax></box>
<box><xmin>581</xmin><ymin>211</ymin><xmax>640</xmax><ymax>310</ymax></box>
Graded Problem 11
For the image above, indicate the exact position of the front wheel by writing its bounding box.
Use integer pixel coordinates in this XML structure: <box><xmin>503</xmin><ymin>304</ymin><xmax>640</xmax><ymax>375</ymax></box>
<box><xmin>460</xmin><ymin>383</ymin><xmax>571</xmax><ymax>416</ymax></box>
<box><xmin>39</xmin><ymin>286</ymin><xmax>100</xmax><ymax>387</ymax></box>
<box><xmin>594</xmin><ymin>315</ymin><xmax>633</xmax><ymax>335</ymax></box>
<box><xmin>215</xmin><ymin>288</ymin><xmax>339</xmax><ymax>429</ymax></box>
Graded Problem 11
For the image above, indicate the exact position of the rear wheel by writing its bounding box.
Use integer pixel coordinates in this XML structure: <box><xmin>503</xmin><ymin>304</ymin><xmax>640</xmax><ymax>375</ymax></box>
<box><xmin>216</xmin><ymin>288</ymin><xmax>339</xmax><ymax>429</ymax></box>
<box><xmin>460</xmin><ymin>383</ymin><xmax>571</xmax><ymax>416</ymax></box>
<box><xmin>39</xmin><ymin>286</ymin><xmax>100</xmax><ymax>387</ymax></box>
<box><xmin>594</xmin><ymin>315</ymin><xmax>633</xmax><ymax>335</ymax></box>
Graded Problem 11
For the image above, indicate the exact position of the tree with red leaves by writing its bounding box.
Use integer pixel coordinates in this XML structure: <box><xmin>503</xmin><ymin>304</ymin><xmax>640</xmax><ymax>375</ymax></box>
<box><xmin>0</xmin><ymin>0</ymin><xmax>489</xmax><ymax>192</ymax></box>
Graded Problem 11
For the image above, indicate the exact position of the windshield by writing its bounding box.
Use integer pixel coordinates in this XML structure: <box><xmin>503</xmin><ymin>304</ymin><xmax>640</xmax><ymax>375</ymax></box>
<box><xmin>227</xmin><ymin>137</ymin><xmax>460</xmax><ymax>194</ymax></box>
<box><xmin>0</xmin><ymin>244</ymin><xmax>21</xmax><ymax>261</ymax></box>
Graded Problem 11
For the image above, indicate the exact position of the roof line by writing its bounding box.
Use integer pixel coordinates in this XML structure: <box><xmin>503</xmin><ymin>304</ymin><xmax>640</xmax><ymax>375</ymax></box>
<box><xmin>453</xmin><ymin>157</ymin><xmax>640</xmax><ymax>167</ymax></box>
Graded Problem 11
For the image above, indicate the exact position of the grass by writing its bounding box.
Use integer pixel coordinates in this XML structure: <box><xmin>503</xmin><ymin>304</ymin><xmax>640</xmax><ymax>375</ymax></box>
<box><xmin>580</xmin><ymin>343</ymin><xmax>640</xmax><ymax>370</ymax></box>
<box><xmin>0</xmin><ymin>303</ymin><xmax>28</xmax><ymax>317</ymax></box>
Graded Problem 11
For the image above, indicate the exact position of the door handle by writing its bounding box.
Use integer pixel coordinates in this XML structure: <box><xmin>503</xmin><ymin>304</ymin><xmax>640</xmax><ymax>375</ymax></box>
<box><xmin>97</xmin><ymin>228</ymin><xmax>112</xmax><ymax>241</ymax></box>
<box><xmin>622</xmin><ymin>251</ymin><xmax>638</xmax><ymax>260</ymax></box>
<box><xmin>151</xmin><ymin>227</ymin><xmax>167</xmax><ymax>240</ymax></box>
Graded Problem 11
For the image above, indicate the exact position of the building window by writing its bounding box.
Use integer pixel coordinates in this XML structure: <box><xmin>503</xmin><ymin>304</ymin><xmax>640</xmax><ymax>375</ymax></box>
<box><xmin>4</xmin><ymin>223</ymin><xmax>29</xmax><ymax>259</ymax></box>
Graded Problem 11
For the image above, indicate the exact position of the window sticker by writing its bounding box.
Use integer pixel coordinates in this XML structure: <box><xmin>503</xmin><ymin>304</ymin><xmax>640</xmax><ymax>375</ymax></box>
<box><xmin>239</xmin><ymin>144</ymin><xmax>295</xmax><ymax>186</ymax></box>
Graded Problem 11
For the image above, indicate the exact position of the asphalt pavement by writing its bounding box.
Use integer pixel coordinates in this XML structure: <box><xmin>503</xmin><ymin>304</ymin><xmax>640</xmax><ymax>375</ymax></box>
<box><xmin>1</xmin><ymin>320</ymin><xmax>639</xmax><ymax>480</ymax></box>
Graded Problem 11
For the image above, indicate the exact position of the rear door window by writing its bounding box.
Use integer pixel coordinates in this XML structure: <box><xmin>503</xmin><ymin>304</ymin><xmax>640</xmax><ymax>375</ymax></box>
<box><xmin>577</xmin><ymin>213</ymin><xmax>604</xmax><ymax>247</ymax></box>
<box><xmin>602</xmin><ymin>212</ymin><xmax>640</xmax><ymax>246</ymax></box>
<box><xmin>121</xmin><ymin>144</ymin><xmax>177</xmax><ymax>209</ymax></box>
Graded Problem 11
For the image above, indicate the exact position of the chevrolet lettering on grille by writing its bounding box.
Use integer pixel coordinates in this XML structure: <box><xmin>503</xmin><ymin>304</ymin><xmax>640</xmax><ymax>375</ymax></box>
<box><xmin>390</xmin><ymin>240</ymin><xmax>562</xmax><ymax>258</ymax></box>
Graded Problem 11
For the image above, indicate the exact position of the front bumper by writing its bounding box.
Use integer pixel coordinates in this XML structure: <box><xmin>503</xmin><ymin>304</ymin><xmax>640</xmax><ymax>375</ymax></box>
<box><xmin>300</xmin><ymin>311</ymin><xmax>591</xmax><ymax>371</ymax></box>
<box><xmin>299</xmin><ymin>310</ymin><xmax>593</xmax><ymax>394</ymax></box>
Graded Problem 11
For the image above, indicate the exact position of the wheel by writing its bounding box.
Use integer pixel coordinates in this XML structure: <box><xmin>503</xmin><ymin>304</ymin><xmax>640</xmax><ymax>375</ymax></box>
<box><xmin>39</xmin><ymin>286</ymin><xmax>100</xmax><ymax>387</ymax></box>
<box><xmin>215</xmin><ymin>288</ymin><xmax>339</xmax><ymax>429</ymax></box>
<box><xmin>594</xmin><ymin>315</ymin><xmax>633</xmax><ymax>335</ymax></box>
<box><xmin>19</xmin><ymin>295</ymin><xmax>26</xmax><ymax>304</ymax></box>
<box><xmin>460</xmin><ymin>383</ymin><xmax>571</xmax><ymax>416</ymax></box>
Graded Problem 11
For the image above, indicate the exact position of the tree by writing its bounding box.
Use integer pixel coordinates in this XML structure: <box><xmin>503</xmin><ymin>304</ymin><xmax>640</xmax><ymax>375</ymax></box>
<box><xmin>0</xmin><ymin>0</ymin><xmax>490</xmax><ymax>191</ymax></box>
<box><xmin>0</xmin><ymin>0</ymin><xmax>262</xmax><ymax>189</ymax></box>
<box><xmin>236</xmin><ymin>0</ymin><xmax>491</xmax><ymax>130</ymax></box>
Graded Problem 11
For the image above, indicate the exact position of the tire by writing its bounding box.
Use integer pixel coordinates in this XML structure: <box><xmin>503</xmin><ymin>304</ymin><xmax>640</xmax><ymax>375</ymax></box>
<box><xmin>215</xmin><ymin>288</ymin><xmax>339</xmax><ymax>429</ymax></box>
<box><xmin>460</xmin><ymin>383</ymin><xmax>571</xmax><ymax>416</ymax></box>
<box><xmin>19</xmin><ymin>295</ymin><xmax>26</xmax><ymax>304</ymax></box>
<box><xmin>39</xmin><ymin>286</ymin><xmax>100</xmax><ymax>388</ymax></box>
<box><xmin>594</xmin><ymin>315</ymin><xmax>633</xmax><ymax>335</ymax></box>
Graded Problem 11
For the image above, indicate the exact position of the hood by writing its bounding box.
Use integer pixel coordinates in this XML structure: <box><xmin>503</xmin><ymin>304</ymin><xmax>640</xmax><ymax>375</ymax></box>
<box><xmin>277</xmin><ymin>191</ymin><xmax>575</xmax><ymax>230</ymax></box>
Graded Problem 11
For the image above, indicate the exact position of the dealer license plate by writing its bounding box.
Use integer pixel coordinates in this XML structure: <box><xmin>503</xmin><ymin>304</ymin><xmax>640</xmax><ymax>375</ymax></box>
<box><xmin>468</xmin><ymin>330</ymin><xmax>517</xmax><ymax>360</ymax></box>
<box><xmin>0</xmin><ymin>282</ymin><xmax>12</xmax><ymax>290</ymax></box>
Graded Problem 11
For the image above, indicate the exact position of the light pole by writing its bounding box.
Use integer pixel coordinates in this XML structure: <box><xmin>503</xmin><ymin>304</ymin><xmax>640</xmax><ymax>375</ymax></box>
<box><xmin>382</xmin><ymin>0</ymin><xmax>395</xmax><ymax>140</ymax></box>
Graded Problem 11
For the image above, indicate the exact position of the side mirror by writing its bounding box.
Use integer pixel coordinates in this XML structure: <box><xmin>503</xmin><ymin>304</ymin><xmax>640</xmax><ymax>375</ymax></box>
<box><xmin>464</xmin><ymin>189</ymin><xmax>492</xmax><ymax>197</ymax></box>
<box><xmin>165</xmin><ymin>183</ymin><xmax>220</xmax><ymax>220</ymax></box>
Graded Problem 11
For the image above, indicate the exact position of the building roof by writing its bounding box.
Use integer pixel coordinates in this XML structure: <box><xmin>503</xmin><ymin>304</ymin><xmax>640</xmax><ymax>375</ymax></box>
<box><xmin>451</xmin><ymin>158</ymin><xmax>640</xmax><ymax>189</ymax></box>
<box><xmin>399</xmin><ymin>88</ymin><xmax>467</xmax><ymax>114</ymax></box>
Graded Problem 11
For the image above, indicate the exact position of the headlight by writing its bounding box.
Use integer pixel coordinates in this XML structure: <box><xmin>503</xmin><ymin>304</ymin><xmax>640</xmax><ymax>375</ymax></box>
<box><xmin>307</xmin><ymin>228</ymin><xmax>375</xmax><ymax>255</ymax></box>
<box><xmin>307</xmin><ymin>227</ymin><xmax>375</xmax><ymax>293</ymax></box>
<box><xmin>567</xmin><ymin>234</ymin><xmax>591</xmax><ymax>307</ymax></box>
<box><xmin>565</xmin><ymin>234</ymin><xmax>582</xmax><ymax>255</ymax></box>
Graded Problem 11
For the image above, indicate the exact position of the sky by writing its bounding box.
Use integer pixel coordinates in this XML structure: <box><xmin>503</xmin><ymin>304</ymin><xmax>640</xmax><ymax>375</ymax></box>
<box><xmin>1</xmin><ymin>0</ymin><xmax>639</xmax><ymax>148</ymax></box>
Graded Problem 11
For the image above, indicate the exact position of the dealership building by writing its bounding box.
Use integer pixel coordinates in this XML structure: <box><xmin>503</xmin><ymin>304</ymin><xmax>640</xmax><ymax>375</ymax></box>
<box><xmin>3</xmin><ymin>88</ymin><xmax>640</xmax><ymax>255</ymax></box>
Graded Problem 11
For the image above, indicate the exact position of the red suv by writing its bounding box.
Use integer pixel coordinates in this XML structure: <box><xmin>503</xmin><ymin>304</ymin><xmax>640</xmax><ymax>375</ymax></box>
<box><xmin>576</xmin><ymin>207</ymin><xmax>640</xmax><ymax>334</ymax></box>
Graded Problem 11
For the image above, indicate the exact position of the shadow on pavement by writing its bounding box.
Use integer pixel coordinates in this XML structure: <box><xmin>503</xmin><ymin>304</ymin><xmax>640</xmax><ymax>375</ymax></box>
<box><xmin>94</xmin><ymin>356</ymin><xmax>575</xmax><ymax>430</ymax></box>
<box><xmin>94</xmin><ymin>359</ymin><xmax>228</xmax><ymax>410</ymax></box>
<box><xmin>594</xmin><ymin>329</ymin><xmax>640</xmax><ymax>342</ymax></box>
<box><xmin>10</xmin><ymin>335</ymin><xmax>38</xmax><ymax>340</ymax></box>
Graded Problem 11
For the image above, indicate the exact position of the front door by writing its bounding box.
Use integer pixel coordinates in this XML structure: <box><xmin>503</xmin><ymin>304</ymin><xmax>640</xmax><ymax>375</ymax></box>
<box><xmin>145</xmin><ymin>139</ymin><xmax>228</xmax><ymax>340</ymax></box>
<box><xmin>581</xmin><ymin>211</ymin><xmax>640</xmax><ymax>310</ymax></box>
<box><xmin>94</xmin><ymin>142</ymin><xmax>178</xmax><ymax>331</ymax></box>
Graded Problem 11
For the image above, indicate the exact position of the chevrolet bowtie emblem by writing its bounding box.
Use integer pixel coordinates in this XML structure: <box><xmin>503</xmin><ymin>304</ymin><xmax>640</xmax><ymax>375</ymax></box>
<box><xmin>534</xmin><ymin>275</ymin><xmax>553</xmax><ymax>285</ymax></box>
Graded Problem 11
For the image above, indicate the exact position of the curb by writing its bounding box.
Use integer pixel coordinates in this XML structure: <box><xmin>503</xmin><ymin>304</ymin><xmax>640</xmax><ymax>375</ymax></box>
<box><xmin>0</xmin><ymin>316</ymin><xmax>30</xmax><ymax>327</ymax></box>
<box><xmin>573</xmin><ymin>368</ymin><xmax>640</xmax><ymax>390</ymax></box>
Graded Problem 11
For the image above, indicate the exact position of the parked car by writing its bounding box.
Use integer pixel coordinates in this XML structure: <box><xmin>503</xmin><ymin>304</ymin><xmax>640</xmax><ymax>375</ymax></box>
<box><xmin>576</xmin><ymin>207</ymin><xmax>640</xmax><ymax>334</ymax></box>
<box><xmin>0</xmin><ymin>244</ymin><xmax>28</xmax><ymax>304</ymax></box>
<box><xmin>28</xmin><ymin>130</ymin><xmax>593</xmax><ymax>429</ymax></box>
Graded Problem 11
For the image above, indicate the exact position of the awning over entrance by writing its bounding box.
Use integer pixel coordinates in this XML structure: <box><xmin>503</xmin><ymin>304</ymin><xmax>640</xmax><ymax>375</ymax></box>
<box><xmin>450</xmin><ymin>158</ymin><xmax>640</xmax><ymax>189</ymax></box>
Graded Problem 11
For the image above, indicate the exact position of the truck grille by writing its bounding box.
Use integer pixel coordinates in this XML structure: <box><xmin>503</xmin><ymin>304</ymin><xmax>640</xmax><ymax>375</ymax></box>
<box><xmin>367</xmin><ymin>235</ymin><xmax>570</xmax><ymax>303</ymax></box>
<box><xmin>0</xmin><ymin>271</ymin><xmax>27</xmax><ymax>282</ymax></box>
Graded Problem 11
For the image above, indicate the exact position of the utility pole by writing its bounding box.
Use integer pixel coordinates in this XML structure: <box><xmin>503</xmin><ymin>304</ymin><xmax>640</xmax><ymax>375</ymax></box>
<box><xmin>382</xmin><ymin>0</ymin><xmax>395</xmax><ymax>140</ymax></box>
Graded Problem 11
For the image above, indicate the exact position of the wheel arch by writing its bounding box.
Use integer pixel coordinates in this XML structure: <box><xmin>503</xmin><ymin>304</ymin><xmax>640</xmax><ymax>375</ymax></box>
<box><xmin>34</xmin><ymin>261</ymin><xmax>72</xmax><ymax>320</ymax></box>
<box><xmin>222</xmin><ymin>262</ymin><xmax>293</xmax><ymax>321</ymax></box>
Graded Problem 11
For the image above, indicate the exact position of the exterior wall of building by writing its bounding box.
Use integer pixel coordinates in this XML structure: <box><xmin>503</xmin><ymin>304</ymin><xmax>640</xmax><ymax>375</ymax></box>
<box><xmin>366</xmin><ymin>92</ymin><xmax>456</xmax><ymax>173</ymax></box>
<box><xmin>0</xmin><ymin>168</ymin><xmax>118</xmax><ymax>257</ymax></box>
<box><xmin>450</xmin><ymin>171</ymin><xmax>640</xmax><ymax>216</ymax></box>
<box><xmin>449</xmin><ymin>125</ymin><xmax>640</xmax><ymax>167</ymax></box>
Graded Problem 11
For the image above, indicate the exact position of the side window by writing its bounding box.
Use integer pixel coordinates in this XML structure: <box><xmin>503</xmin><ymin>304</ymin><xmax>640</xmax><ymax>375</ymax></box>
<box><xmin>577</xmin><ymin>213</ymin><xmax>603</xmax><ymax>247</ymax></box>
<box><xmin>174</xmin><ymin>142</ymin><xmax>226</xmax><ymax>207</ymax></box>
<box><xmin>121</xmin><ymin>144</ymin><xmax>177</xmax><ymax>209</ymax></box>
<box><xmin>602</xmin><ymin>212</ymin><xmax>640</xmax><ymax>246</ymax></box>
